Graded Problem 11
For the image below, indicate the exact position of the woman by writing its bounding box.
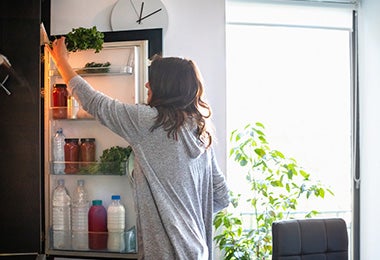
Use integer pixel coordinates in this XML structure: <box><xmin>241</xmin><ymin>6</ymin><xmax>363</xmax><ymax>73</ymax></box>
<box><xmin>47</xmin><ymin>37</ymin><xmax>230</xmax><ymax>260</ymax></box>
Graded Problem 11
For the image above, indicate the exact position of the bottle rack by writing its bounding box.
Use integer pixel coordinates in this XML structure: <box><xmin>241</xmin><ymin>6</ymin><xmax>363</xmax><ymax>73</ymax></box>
<box><xmin>50</xmin><ymin>227</ymin><xmax>137</xmax><ymax>253</ymax></box>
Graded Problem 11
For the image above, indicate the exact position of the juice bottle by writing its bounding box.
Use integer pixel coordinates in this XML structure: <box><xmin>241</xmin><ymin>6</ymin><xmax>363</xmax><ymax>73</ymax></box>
<box><xmin>88</xmin><ymin>200</ymin><xmax>107</xmax><ymax>250</ymax></box>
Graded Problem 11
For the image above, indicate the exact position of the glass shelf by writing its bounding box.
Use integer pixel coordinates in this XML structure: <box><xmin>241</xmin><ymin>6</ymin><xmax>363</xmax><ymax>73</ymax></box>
<box><xmin>50</xmin><ymin>226</ymin><xmax>136</xmax><ymax>253</ymax></box>
<box><xmin>51</xmin><ymin>107</ymin><xmax>94</xmax><ymax>120</ymax></box>
<box><xmin>49</xmin><ymin>65</ymin><xmax>133</xmax><ymax>77</ymax></box>
<box><xmin>51</xmin><ymin>161</ymin><xmax>129</xmax><ymax>176</ymax></box>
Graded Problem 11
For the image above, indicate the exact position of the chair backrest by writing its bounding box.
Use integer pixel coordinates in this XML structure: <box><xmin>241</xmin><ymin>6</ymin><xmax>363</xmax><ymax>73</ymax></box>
<box><xmin>271</xmin><ymin>218</ymin><xmax>348</xmax><ymax>260</ymax></box>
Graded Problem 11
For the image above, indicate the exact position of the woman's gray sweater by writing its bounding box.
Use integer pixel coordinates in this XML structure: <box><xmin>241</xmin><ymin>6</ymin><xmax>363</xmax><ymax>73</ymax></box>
<box><xmin>68</xmin><ymin>76</ymin><xmax>230</xmax><ymax>260</ymax></box>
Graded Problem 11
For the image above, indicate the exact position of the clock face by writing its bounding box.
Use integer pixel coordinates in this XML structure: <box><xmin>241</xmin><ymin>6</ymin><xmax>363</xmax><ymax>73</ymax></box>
<box><xmin>111</xmin><ymin>0</ymin><xmax>168</xmax><ymax>33</ymax></box>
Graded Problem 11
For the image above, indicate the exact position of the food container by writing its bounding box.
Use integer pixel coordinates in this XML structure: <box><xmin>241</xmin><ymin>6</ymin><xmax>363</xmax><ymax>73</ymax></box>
<box><xmin>80</xmin><ymin>138</ymin><xmax>96</xmax><ymax>168</ymax></box>
<box><xmin>67</xmin><ymin>95</ymin><xmax>80</xmax><ymax>119</ymax></box>
<box><xmin>64</xmin><ymin>138</ymin><xmax>80</xmax><ymax>173</ymax></box>
<box><xmin>52</xmin><ymin>83</ymin><xmax>68</xmax><ymax>119</ymax></box>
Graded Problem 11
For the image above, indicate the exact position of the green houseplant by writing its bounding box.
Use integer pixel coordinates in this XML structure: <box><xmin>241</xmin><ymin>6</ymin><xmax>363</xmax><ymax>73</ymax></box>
<box><xmin>213</xmin><ymin>122</ymin><xmax>333</xmax><ymax>260</ymax></box>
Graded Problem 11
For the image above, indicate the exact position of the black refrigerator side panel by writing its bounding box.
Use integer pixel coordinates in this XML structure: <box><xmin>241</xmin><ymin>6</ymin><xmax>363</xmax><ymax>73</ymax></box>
<box><xmin>0</xmin><ymin>0</ymin><xmax>42</xmax><ymax>255</ymax></box>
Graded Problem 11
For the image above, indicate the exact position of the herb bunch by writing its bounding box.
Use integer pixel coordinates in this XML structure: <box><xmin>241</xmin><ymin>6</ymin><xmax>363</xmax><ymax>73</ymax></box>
<box><xmin>99</xmin><ymin>146</ymin><xmax>133</xmax><ymax>175</ymax></box>
<box><xmin>65</xmin><ymin>26</ymin><xmax>104</xmax><ymax>53</ymax></box>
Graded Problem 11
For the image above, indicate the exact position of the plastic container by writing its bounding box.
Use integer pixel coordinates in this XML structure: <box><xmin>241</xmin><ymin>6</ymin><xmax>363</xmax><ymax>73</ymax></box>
<box><xmin>88</xmin><ymin>200</ymin><xmax>107</xmax><ymax>250</ymax></box>
<box><xmin>107</xmin><ymin>195</ymin><xmax>126</xmax><ymax>252</ymax></box>
<box><xmin>64</xmin><ymin>138</ymin><xmax>80</xmax><ymax>174</ymax></box>
<box><xmin>80</xmin><ymin>138</ymin><xmax>96</xmax><ymax>168</ymax></box>
<box><xmin>52</xmin><ymin>179</ymin><xmax>71</xmax><ymax>249</ymax></box>
<box><xmin>107</xmin><ymin>195</ymin><xmax>125</xmax><ymax>231</ymax></box>
<box><xmin>52</xmin><ymin>83</ymin><xmax>68</xmax><ymax>119</ymax></box>
<box><xmin>71</xmin><ymin>179</ymin><xmax>90</xmax><ymax>250</ymax></box>
<box><xmin>67</xmin><ymin>95</ymin><xmax>80</xmax><ymax>119</ymax></box>
<box><xmin>125</xmin><ymin>226</ymin><xmax>137</xmax><ymax>253</ymax></box>
<box><xmin>52</xmin><ymin>128</ymin><xmax>65</xmax><ymax>174</ymax></box>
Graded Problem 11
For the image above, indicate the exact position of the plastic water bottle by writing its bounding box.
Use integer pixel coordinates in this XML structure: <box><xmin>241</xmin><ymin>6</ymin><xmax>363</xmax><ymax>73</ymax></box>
<box><xmin>52</xmin><ymin>179</ymin><xmax>71</xmax><ymax>249</ymax></box>
<box><xmin>107</xmin><ymin>195</ymin><xmax>126</xmax><ymax>252</ymax></box>
<box><xmin>53</xmin><ymin>128</ymin><xmax>65</xmax><ymax>174</ymax></box>
<box><xmin>71</xmin><ymin>179</ymin><xmax>89</xmax><ymax>250</ymax></box>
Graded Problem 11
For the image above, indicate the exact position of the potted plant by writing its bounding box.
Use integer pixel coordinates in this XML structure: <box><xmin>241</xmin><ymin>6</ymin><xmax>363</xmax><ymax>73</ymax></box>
<box><xmin>213</xmin><ymin>122</ymin><xmax>334</xmax><ymax>260</ymax></box>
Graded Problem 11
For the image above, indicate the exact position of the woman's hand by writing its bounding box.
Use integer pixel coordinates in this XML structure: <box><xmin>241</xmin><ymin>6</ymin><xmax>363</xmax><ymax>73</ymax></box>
<box><xmin>45</xmin><ymin>37</ymin><xmax>77</xmax><ymax>83</ymax></box>
<box><xmin>46</xmin><ymin>37</ymin><xmax>69</xmax><ymax>67</ymax></box>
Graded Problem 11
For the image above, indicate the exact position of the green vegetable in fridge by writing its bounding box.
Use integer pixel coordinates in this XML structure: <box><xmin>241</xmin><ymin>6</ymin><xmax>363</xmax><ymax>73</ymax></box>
<box><xmin>76</xmin><ymin>62</ymin><xmax>111</xmax><ymax>74</ymax></box>
<box><xmin>84</xmin><ymin>61</ymin><xmax>111</xmax><ymax>73</ymax></box>
<box><xmin>99</xmin><ymin>146</ymin><xmax>133</xmax><ymax>175</ymax></box>
<box><xmin>65</xmin><ymin>26</ymin><xmax>104</xmax><ymax>53</ymax></box>
<box><xmin>78</xmin><ymin>162</ymin><xmax>99</xmax><ymax>174</ymax></box>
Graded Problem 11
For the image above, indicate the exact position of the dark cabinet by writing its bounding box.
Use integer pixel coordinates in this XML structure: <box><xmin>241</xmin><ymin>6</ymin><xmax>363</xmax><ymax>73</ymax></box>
<box><xmin>0</xmin><ymin>0</ymin><xmax>43</xmax><ymax>257</ymax></box>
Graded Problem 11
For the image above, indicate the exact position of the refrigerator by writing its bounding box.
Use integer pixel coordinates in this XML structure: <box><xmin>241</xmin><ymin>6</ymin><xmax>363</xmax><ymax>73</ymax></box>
<box><xmin>42</xmin><ymin>30</ymin><xmax>162</xmax><ymax>259</ymax></box>
<box><xmin>0</xmin><ymin>0</ymin><xmax>163</xmax><ymax>258</ymax></box>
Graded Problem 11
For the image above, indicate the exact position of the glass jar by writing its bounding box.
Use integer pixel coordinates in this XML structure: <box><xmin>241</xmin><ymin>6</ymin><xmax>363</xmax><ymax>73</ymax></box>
<box><xmin>52</xmin><ymin>83</ymin><xmax>68</xmax><ymax>119</ymax></box>
<box><xmin>80</xmin><ymin>138</ymin><xmax>96</xmax><ymax>168</ymax></box>
<box><xmin>64</xmin><ymin>138</ymin><xmax>79</xmax><ymax>173</ymax></box>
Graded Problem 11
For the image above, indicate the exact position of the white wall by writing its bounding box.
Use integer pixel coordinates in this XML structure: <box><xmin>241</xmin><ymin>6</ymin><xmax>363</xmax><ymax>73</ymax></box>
<box><xmin>50</xmin><ymin>0</ymin><xmax>227</xmax><ymax>172</ymax></box>
<box><xmin>51</xmin><ymin>1</ymin><xmax>380</xmax><ymax>259</ymax></box>
<box><xmin>358</xmin><ymin>0</ymin><xmax>380</xmax><ymax>259</ymax></box>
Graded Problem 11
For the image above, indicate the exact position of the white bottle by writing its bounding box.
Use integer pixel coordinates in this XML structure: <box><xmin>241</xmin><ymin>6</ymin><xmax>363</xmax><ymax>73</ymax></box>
<box><xmin>71</xmin><ymin>179</ymin><xmax>90</xmax><ymax>250</ymax></box>
<box><xmin>52</xmin><ymin>179</ymin><xmax>71</xmax><ymax>249</ymax></box>
<box><xmin>53</xmin><ymin>128</ymin><xmax>65</xmax><ymax>174</ymax></box>
<box><xmin>107</xmin><ymin>195</ymin><xmax>126</xmax><ymax>252</ymax></box>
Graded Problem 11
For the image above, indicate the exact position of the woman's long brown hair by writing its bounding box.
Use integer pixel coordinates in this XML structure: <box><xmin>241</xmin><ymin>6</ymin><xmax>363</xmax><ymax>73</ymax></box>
<box><xmin>148</xmin><ymin>56</ymin><xmax>212</xmax><ymax>148</ymax></box>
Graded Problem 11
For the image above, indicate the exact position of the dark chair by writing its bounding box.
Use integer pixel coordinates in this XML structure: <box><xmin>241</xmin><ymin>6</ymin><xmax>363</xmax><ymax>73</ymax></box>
<box><xmin>271</xmin><ymin>218</ymin><xmax>348</xmax><ymax>260</ymax></box>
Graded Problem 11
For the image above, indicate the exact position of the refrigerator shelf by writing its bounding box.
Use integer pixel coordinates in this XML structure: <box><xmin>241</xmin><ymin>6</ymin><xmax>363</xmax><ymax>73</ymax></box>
<box><xmin>50</xmin><ymin>226</ymin><xmax>137</xmax><ymax>253</ymax></box>
<box><xmin>49</xmin><ymin>65</ymin><xmax>134</xmax><ymax>77</ymax></box>
<box><xmin>51</xmin><ymin>161</ymin><xmax>129</xmax><ymax>176</ymax></box>
<box><xmin>50</xmin><ymin>107</ymin><xmax>94</xmax><ymax>120</ymax></box>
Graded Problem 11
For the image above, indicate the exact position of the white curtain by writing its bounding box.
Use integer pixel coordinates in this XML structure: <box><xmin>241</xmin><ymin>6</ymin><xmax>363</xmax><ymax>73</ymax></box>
<box><xmin>227</xmin><ymin>0</ymin><xmax>354</xmax><ymax>30</ymax></box>
<box><xmin>270</xmin><ymin>0</ymin><xmax>357</xmax><ymax>3</ymax></box>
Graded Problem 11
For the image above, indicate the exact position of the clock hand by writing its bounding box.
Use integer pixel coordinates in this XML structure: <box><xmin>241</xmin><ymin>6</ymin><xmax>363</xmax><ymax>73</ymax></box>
<box><xmin>138</xmin><ymin>2</ymin><xmax>144</xmax><ymax>24</ymax></box>
<box><xmin>136</xmin><ymin>8</ymin><xmax>162</xmax><ymax>23</ymax></box>
<box><xmin>130</xmin><ymin>0</ymin><xmax>139</xmax><ymax>18</ymax></box>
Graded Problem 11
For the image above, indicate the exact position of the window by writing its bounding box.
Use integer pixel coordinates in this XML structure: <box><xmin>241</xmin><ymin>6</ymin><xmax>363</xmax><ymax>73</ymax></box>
<box><xmin>226</xmin><ymin>1</ymin><xmax>356</xmax><ymax>257</ymax></box>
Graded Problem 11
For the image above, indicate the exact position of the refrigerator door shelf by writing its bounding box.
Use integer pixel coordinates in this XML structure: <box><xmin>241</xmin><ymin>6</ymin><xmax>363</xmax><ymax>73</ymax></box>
<box><xmin>49</xmin><ymin>65</ymin><xmax>134</xmax><ymax>77</ymax></box>
<box><xmin>50</xmin><ymin>161</ymin><xmax>130</xmax><ymax>176</ymax></box>
<box><xmin>49</xmin><ymin>228</ymin><xmax>136</xmax><ymax>253</ymax></box>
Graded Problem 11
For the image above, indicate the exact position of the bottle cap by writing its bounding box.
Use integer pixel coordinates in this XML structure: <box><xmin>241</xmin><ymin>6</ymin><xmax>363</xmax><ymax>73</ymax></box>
<box><xmin>77</xmin><ymin>179</ymin><xmax>84</xmax><ymax>186</ymax></box>
<box><xmin>57</xmin><ymin>128</ymin><xmax>63</xmax><ymax>134</ymax></box>
<box><xmin>92</xmin><ymin>200</ymin><xmax>102</xmax><ymax>206</ymax></box>
<box><xmin>65</xmin><ymin>138</ymin><xmax>79</xmax><ymax>143</ymax></box>
<box><xmin>111</xmin><ymin>195</ymin><xmax>121</xmax><ymax>200</ymax></box>
<box><xmin>58</xmin><ymin>179</ymin><xmax>65</xmax><ymax>185</ymax></box>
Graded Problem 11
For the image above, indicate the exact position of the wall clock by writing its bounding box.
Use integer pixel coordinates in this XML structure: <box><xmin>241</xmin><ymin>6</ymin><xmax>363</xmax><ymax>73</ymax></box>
<box><xmin>111</xmin><ymin>0</ymin><xmax>169</xmax><ymax>33</ymax></box>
